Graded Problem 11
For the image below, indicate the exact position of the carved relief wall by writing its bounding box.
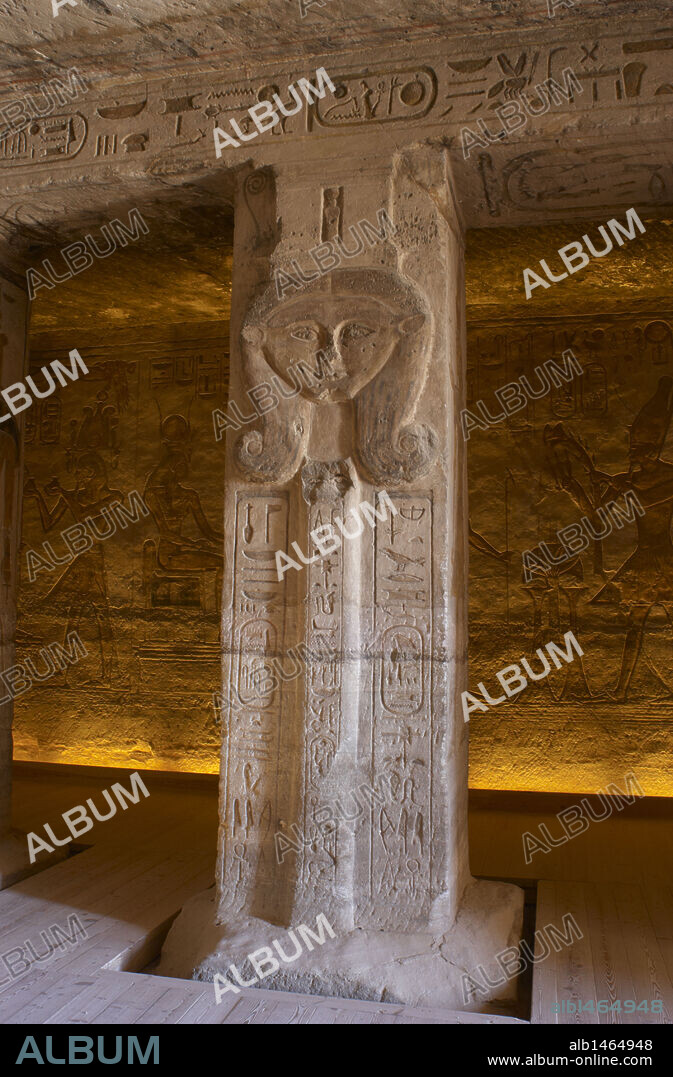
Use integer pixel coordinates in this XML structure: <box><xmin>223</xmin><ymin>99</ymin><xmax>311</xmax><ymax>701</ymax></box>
<box><xmin>0</xmin><ymin>278</ymin><xmax>29</xmax><ymax>834</ymax></box>
<box><xmin>12</xmin><ymin>322</ymin><xmax>228</xmax><ymax>773</ymax></box>
<box><xmin>466</xmin><ymin>220</ymin><xmax>673</xmax><ymax>795</ymax></box>
<box><xmin>12</xmin><ymin>214</ymin><xmax>673</xmax><ymax>797</ymax></box>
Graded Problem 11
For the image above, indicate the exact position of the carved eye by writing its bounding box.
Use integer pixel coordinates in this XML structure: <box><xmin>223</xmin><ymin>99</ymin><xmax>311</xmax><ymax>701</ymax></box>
<box><xmin>290</xmin><ymin>326</ymin><xmax>319</xmax><ymax>342</ymax></box>
<box><xmin>342</xmin><ymin>323</ymin><xmax>374</xmax><ymax>343</ymax></box>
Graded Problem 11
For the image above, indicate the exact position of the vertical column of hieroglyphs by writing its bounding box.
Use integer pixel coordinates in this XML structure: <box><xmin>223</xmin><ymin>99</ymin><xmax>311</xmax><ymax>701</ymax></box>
<box><xmin>296</xmin><ymin>467</ymin><xmax>346</xmax><ymax>922</ymax></box>
<box><xmin>346</xmin><ymin>143</ymin><xmax>461</xmax><ymax>933</ymax></box>
<box><xmin>220</xmin><ymin>492</ymin><xmax>289</xmax><ymax>917</ymax></box>
<box><xmin>370</xmin><ymin>495</ymin><xmax>433</xmax><ymax>929</ymax></box>
<box><xmin>218</xmin><ymin>166</ymin><xmax>297</xmax><ymax>924</ymax></box>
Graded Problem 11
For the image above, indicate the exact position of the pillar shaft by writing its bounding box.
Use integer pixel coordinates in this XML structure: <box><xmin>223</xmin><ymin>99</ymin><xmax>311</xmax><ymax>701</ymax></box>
<box><xmin>219</xmin><ymin>147</ymin><xmax>469</xmax><ymax>927</ymax></box>
<box><xmin>207</xmin><ymin>146</ymin><xmax>522</xmax><ymax>1008</ymax></box>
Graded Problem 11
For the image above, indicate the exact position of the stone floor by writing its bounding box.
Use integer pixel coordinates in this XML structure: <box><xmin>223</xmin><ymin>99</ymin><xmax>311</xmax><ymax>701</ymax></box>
<box><xmin>2</xmin><ymin>766</ymin><xmax>670</xmax><ymax>1024</ymax></box>
<box><xmin>1</xmin><ymin>766</ymin><xmax>521</xmax><ymax>1024</ymax></box>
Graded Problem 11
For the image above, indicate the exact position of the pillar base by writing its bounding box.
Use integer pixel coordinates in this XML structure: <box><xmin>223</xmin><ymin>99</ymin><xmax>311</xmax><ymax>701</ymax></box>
<box><xmin>158</xmin><ymin>878</ymin><xmax>524</xmax><ymax>1013</ymax></box>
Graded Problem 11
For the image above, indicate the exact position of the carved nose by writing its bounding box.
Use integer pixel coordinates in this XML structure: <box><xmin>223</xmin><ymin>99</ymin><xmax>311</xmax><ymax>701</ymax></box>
<box><xmin>322</xmin><ymin>342</ymin><xmax>346</xmax><ymax>380</ymax></box>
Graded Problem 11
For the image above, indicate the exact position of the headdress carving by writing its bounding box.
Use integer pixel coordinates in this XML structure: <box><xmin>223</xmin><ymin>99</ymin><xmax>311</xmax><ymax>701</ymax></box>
<box><xmin>630</xmin><ymin>376</ymin><xmax>673</xmax><ymax>454</ymax></box>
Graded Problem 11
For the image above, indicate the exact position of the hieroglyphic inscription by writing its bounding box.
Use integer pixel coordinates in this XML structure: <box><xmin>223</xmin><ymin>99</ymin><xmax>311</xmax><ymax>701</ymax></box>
<box><xmin>0</xmin><ymin>36</ymin><xmax>669</xmax><ymax>183</ymax></box>
<box><xmin>370</xmin><ymin>494</ymin><xmax>433</xmax><ymax>929</ymax></box>
<box><xmin>311</xmin><ymin>68</ymin><xmax>437</xmax><ymax>128</ymax></box>
<box><xmin>491</xmin><ymin>146</ymin><xmax>672</xmax><ymax>217</ymax></box>
<box><xmin>202</xmin><ymin>80</ymin><xmax>304</xmax><ymax>144</ymax></box>
<box><xmin>94</xmin><ymin>93</ymin><xmax>148</xmax><ymax>156</ymax></box>
<box><xmin>221</xmin><ymin>492</ymin><xmax>288</xmax><ymax>914</ymax></box>
<box><xmin>443</xmin><ymin>38</ymin><xmax>673</xmax><ymax>120</ymax></box>
<box><xmin>0</xmin><ymin>114</ymin><xmax>87</xmax><ymax>167</ymax></box>
<box><xmin>321</xmin><ymin>187</ymin><xmax>343</xmax><ymax>242</ymax></box>
<box><xmin>299</xmin><ymin>497</ymin><xmax>344</xmax><ymax>912</ymax></box>
<box><xmin>149</xmin><ymin>352</ymin><xmax>226</xmax><ymax>396</ymax></box>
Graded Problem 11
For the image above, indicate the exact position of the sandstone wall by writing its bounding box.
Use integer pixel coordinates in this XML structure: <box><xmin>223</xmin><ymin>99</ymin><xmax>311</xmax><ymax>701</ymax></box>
<box><xmin>12</xmin><ymin>322</ymin><xmax>228</xmax><ymax>773</ymax></box>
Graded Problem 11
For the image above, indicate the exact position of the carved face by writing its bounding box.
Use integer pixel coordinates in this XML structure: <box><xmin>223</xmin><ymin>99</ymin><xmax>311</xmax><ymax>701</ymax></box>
<box><xmin>250</xmin><ymin>294</ymin><xmax>419</xmax><ymax>404</ymax></box>
<box><xmin>75</xmin><ymin>453</ymin><xmax>106</xmax><ymax>491</ymax></box>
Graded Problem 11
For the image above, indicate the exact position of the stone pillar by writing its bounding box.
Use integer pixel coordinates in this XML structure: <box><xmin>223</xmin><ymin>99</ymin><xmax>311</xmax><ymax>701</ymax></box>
<box><xmin>163</xmin><ymin>146</ymin><xmax>522</xmax><ymax>1011</ymax></box>
<box><xmin>0</xmin><ymin>272</ymin><xmax>31</xmax><ymax>888</ymax></box>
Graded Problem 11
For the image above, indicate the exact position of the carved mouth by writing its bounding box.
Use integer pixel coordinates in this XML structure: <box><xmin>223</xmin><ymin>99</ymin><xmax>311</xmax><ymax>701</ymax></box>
<box><xmin>310</xmin><ymin>382</ymin><xmax>350</xmax><ymax>403</ymax></box>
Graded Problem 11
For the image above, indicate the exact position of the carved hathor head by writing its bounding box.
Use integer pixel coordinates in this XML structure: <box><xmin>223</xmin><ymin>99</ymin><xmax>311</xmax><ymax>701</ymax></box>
<box><xmin>237</xmin><ymin>267</ymin><xmax>437</xmax><ymax>485</ymax></box>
